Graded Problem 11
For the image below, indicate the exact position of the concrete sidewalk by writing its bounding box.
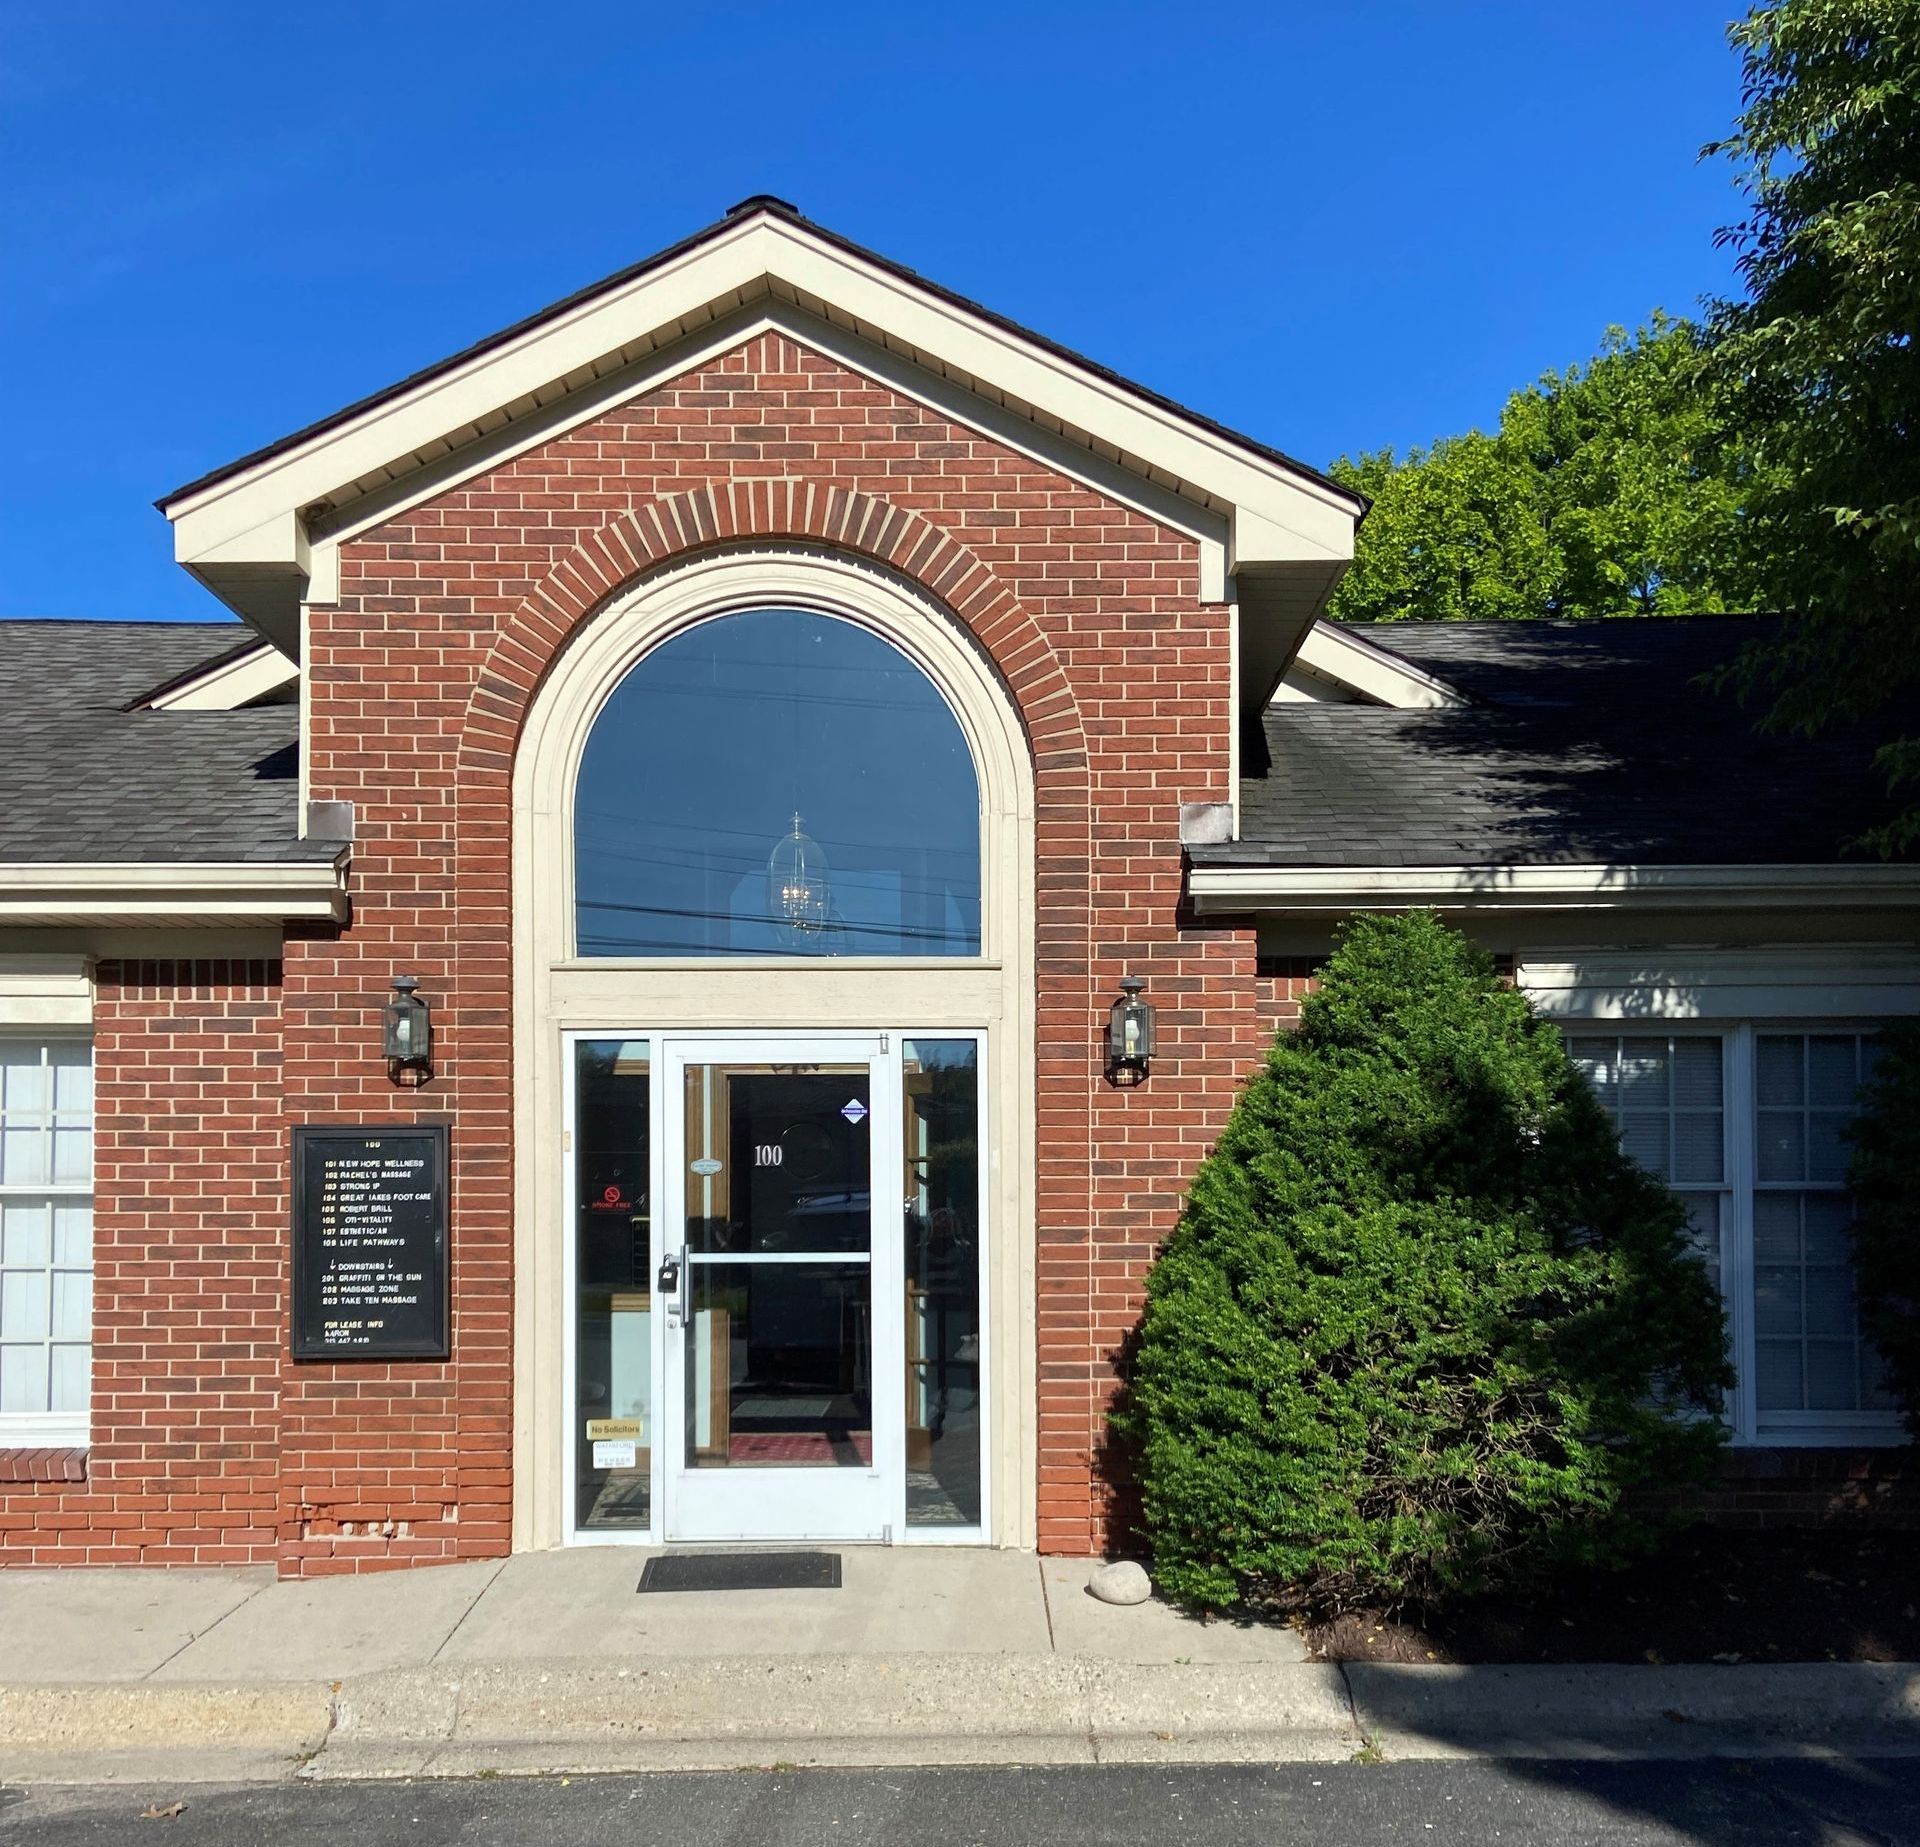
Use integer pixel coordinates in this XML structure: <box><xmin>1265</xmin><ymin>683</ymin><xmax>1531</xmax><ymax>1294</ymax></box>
<box><xmin>2</xmin><ymin>1550</ymin><xmax>1917</xmax><ymax>1783</ymax></box>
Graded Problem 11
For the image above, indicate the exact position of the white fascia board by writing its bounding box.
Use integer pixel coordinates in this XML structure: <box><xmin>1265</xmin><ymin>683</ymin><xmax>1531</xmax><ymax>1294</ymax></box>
<box><xmin>146</xmin><ymin>640</ymin><xmax>298</xmax><ymax>711</ymax></box>
<box><xmin>0</xmin><ymin>861</ymin><xmax>347</xmax><ymax>924</ymax></box>
<box><xmin>311</xmin><ymin>299</ymin><xmax>1233</xmax><ymax>596</ymax></box>
<box><xmin>166</xmin><ymin>215</ymin><xmax>1354</xmax><ymax>583</ymax></box>
<box><xmin>1185</xmin><ymin>862</ymin><xmax>1920</xmax><ymax>916</ymax></box>
<box><xmin>1283</xmin><ymin>621</ymin><xmax>1466</xmax><ymax>709</ymax></box>
<box><xmin>1518</xmin><ymin>947</ymin><xmax>1920</xmax><ymax>1021</ymax></box>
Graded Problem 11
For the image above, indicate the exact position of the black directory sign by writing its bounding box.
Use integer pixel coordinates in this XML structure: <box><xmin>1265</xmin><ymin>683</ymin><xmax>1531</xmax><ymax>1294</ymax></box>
<box><xmin>291</xmin><ymin>1125</ymin><xmax>449</xmax><ymax>1360</ymax></box>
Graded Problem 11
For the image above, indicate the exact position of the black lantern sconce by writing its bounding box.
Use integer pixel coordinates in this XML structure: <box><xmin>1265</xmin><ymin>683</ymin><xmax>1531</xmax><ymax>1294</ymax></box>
<box><xmin>382</xmin><ymin>975</ymin><xmax>433</xmax><ymax>1085</ymax></box>
<box><xmin>1106</xmin><ymin>975</ymin><xmax>1156</xmax><ymax>1086</ymax></box>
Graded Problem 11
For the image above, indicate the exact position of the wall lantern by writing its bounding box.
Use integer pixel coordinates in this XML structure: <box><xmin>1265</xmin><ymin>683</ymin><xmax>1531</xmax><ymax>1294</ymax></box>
<box><xmin>382</xmin><ymin>975</ymin><xmax>433</xmax><ymax>1083</ymax></box>
<box><xmin>1106</xmin><ymin>975</ymin><xmax>1155</xmax><ymax>1086</ymax></box>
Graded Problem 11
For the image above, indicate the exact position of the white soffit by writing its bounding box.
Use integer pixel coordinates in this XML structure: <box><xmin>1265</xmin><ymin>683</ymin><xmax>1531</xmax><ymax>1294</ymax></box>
<box><xmin>160</xmin><ymin>206</ymin><xmax>1362</xmax><ymax>682</ymax></box>
<box><xmin>1273</xmin><ymin>621</ymin><xmax>1466</xmax><ymax>708</ymax></box>
<box><xmin>1517</xmin><ymin>947</ymin><xmax>1920</xmax><ymax>1021</ymax></box>
<box><xmin>138</xmin><ymin>639</ymin><xmax>298</xmax><ymax>711</ymax></box>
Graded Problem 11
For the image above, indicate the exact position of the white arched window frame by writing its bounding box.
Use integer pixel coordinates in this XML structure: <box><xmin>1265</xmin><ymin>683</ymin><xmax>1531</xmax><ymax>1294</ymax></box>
<box><xmin>568</xmin><ymin>600</ymin><xmax>987</xmax><ymax>963</ymax></box>
<box><xmin>510</xmin><ymin>544</ymin><xmax>1038</xmax><ymax>1552</ymax></box>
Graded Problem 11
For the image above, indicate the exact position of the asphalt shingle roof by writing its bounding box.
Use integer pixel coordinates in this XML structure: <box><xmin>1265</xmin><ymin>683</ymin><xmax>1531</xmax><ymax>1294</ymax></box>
<box><xmin>0</xmin><ymin>620</ymin><xmax>327</xmax><ymax>864</ymax></box>
<box><xmin>5</xmin><ymin>614</ymin><xmax>1904</xmax><ymax>874</ymax></box>
<box><xmin>1214</xmin><ymin>617</ymin><xmax>1913</xmax><ymax>870</ymax></box>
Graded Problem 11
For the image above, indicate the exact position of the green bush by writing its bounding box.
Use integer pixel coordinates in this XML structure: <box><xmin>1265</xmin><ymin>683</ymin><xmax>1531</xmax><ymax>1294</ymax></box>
<box><xmin>1114</xmin><ymin>911</ymin><xmax>1732</xmax><ymax>1616</ymax></box>
<box><xmin>1846</xmin><ymin>1024</ymin><xmax>1920</xmax><ymax>1444</ymax></box>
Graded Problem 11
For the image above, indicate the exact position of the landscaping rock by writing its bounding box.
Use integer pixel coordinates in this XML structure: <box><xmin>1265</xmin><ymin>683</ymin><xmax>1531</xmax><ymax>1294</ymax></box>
<box><xmin>1088</xmin><ymin>1561</ymin><xmax>1152</xmax><ymax>1606</ymax></box>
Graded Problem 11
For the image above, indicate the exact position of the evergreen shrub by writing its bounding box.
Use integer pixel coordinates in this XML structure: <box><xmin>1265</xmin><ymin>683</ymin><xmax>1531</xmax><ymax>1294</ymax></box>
<box><xmin>1115</xmin><ymin>911</ymin><xmax>1732</xmax><ymax>1616</ymax></box>
<box><xmin>1846</xmin><ymin>1024</ymin><xmax>1920</xmax><ymax>1443</ymax></box>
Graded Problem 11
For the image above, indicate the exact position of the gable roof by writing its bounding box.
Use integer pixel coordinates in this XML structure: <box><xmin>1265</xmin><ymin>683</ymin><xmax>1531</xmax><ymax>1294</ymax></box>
<box><xmin>0</xmin><ymin>621</ymin><xmax>326</xmax><ymax>865</ymax></box>
<box><xmin>1201</xmin><ymin>616</ymin><xmax>1919</xmax><ymax>882</ymax></box>
<box><xmin>159</xmin><ymin>199</ymin><xmax>1361</xmax><ymax>704</ymax></box>
<box><xmin>164</xmin><ymin>197</ymin><xmax>1361</xmax><ymax>515</ymax></box>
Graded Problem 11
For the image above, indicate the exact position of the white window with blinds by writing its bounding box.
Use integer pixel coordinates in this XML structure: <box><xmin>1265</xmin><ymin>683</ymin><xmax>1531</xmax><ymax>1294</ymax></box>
<box><xmin>1568</xmin><ymin>1025</ymin><xmax>1898</xmax><ymax>1445</ymax></box>
<box><xmin>0</xmin><ymin>1039</ymin><xmax>94</xmax><ymax>1446</ymax></box>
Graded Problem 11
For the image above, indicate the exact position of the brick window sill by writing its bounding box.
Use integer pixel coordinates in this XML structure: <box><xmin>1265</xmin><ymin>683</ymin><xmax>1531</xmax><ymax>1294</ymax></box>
<box><xmin>0</xmin><ymin>1447</ymin><xmax>88</xmax><ymax>1483</ymax></box>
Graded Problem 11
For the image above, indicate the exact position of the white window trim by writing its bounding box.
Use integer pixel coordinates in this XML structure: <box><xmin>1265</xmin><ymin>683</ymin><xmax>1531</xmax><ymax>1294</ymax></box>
<box><xmin>0</xmin><ymin>996</ymin><xmax>95</xmax><ymax>1450</ymax></box>
<box><xmin>1535</xmin><ymin>951</ymin><xmax>1912</xmax><ymax>1449</ymax></box>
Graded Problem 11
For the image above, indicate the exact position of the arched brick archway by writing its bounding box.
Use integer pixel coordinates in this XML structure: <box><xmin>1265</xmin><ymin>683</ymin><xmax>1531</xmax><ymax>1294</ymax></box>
<box><xmin>457</xmin><ymin>480</ymin><xmax>1087</xmax><ymax>786</ymax></box>
<box><xmin>446</xmin><ymin>479</ymin><xmax>1100</xmax><ymax>1552</ymax></box>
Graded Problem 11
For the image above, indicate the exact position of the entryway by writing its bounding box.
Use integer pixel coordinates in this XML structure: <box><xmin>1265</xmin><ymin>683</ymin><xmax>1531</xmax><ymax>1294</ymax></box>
<box><xmin>565</xmin><ymin>1029</ymin><xmax>987</xmax><ymax>1547</ymax></box>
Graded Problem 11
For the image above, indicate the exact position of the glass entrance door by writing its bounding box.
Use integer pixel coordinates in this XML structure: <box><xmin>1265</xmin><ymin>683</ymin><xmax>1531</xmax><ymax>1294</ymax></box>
<box><xmin>659</xmin><ymin>1037</ymin><xmax>903</xmax><ymax>1541</ymax></box>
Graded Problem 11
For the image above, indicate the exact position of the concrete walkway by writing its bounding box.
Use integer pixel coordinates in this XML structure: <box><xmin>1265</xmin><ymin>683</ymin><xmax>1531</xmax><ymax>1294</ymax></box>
<box><xmin>1</xmin><ymin>1550</ymin><xmax>1916</xmax><ymax>1784</ymax></box>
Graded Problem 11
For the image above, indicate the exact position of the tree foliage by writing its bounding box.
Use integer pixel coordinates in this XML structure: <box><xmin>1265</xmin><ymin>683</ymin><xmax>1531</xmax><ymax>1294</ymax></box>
<box><xmin>1115</xmin><ymin>913</ymin><xmax>1732</xmax><ymax>1618</ymax></box>
<box><xmin>1845</xmin><ymin>1024</ymin><xmax>1920</xmax><ymax>1440</ymax></box>
<box><xmin>1327</xmin><ymin>318</ymin><xmax>1765</xmax><ymax>624</ymax></box>
<box><xmin>1705</xmin><ymin>0</ymin><xmax>1920</xmax><ymax>854</ymax></box>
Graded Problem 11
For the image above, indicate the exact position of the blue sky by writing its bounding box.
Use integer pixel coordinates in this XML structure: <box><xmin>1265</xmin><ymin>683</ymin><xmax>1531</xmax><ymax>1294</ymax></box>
<box><xmin>0</xmin><ymin>2</ymin><xmax>1750</xmax><ymax>624</ymax></box>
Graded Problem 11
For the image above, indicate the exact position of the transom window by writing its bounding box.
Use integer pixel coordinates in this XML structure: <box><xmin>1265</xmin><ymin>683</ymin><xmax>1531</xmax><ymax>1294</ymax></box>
<box><xmin>1570</xmin><ymin>1027</ymin><xmax>1897</xmax><ymax>1443</ymax></box>
<box><xmin>573</xmin><ymin>608</ymin><xmax>981</xmax><ymax>958</ymax></box>
<box><xmin>0</xmin><ymin>1039</ymin><xmax>93</xmax><ymax>1440</ymax></box>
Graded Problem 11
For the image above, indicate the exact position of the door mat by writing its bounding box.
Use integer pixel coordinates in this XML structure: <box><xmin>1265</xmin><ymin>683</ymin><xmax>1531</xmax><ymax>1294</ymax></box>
<box><xmin>638</xmin><ymin>1550</ymin><xmax>843</xmax><ymax>1593</ymax></box>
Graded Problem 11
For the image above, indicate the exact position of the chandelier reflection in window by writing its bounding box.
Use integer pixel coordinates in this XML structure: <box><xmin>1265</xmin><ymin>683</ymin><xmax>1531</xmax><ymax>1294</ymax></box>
<box><xmin>766</xmin><ymin>811</ymin><xmax>833</xmax><ymax>943</ymax></box>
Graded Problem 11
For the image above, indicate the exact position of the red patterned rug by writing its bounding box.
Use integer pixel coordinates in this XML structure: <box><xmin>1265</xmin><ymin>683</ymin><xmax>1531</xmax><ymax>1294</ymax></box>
<box><xmin>729</xmin><ymin>1431</ymin><xmax>873</xmax><ymax>1465</ymax></box>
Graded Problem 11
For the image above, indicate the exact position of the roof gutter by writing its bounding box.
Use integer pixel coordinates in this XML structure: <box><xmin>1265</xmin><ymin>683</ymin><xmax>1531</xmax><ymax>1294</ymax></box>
<box><xmin>1185</xmin><ymin>861</ymin><xmax>1920</xmax><ymax>917</ymax></box>
<box><xmin>0</xmin><ymin>859</ymin><xmax>349</xmax><ymax>926</ymax></box>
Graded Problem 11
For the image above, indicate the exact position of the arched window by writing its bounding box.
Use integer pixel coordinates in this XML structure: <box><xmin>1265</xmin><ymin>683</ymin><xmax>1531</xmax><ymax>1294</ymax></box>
<box><xmin>574</xmin><ymin>608</ymin><xmax>982</xmax><ymax>957</ymax></box>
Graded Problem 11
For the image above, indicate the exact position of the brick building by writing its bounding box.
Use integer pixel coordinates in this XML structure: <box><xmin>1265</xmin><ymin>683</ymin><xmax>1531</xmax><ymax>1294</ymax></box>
<box><xmin>2</xmin><ymin>200</ymin><xmax>1913</xmax><ymax>1574</ymax></box>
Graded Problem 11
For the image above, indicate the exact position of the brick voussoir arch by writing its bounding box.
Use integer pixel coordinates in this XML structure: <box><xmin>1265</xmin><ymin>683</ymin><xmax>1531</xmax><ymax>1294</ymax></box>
<box><xmin>452</xmin><ymin>483</ymin><xmax>1100</xmax><ymax>1554</ymax></box>
<box><xmin>457</xmin><ymin>479</ymin><xmax>1089</xmax><ymax>783</ymax></box>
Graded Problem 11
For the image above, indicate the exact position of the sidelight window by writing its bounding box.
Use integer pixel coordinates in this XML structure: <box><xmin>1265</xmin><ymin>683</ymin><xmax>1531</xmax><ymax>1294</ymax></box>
<box><xmin>0</xmin><ymin>1040</ymin><xmax>93</xmax><ymax>1445</ymax></box>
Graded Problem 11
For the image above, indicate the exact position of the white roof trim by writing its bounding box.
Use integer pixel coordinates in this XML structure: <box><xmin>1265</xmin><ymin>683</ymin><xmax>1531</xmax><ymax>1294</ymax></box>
<box><xmin>1517</xmin><ymin>947</ymin><xmax>1920</xmax><ymax>1021</ymax></box>
<box><xmin>308</xmin><ymin>300</ymin><xmax>1235</xmax><ymax>601</ymax></box>
<box><xmin>1274</xmin><ymin>622</ymin><xmax>1467</xmax><ymax>709</ymax></box>
<box><xmin>141</xmin><ymin>639</ymin><xmax>299</xmax><ymax>711</ymax></box>
<box><xmin>0</xmin><ymin>953</ymin><xmax>93</xmax><ymax>1027</ymax></box>
<box><xmin>0</xmin><ymin>861</ymin><xmax>348</xmax><ymax>925</ymax></box>
<box><xmin>1186</xmin><ymin>862</ymin><xmax>1920</xmax><ymax>915</ymax></box>
<box><xmin>163</xmin><ymin>209</ymin><xmax>1358</xmax><ymax>652</ymax></box>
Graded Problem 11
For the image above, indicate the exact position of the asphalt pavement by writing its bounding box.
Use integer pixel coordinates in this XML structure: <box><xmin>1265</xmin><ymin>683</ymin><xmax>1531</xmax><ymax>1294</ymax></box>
<box><xmin>5</xmin><ymin>1760</ymin><xmax>1919</xmax><ymax>1846</ymax></box>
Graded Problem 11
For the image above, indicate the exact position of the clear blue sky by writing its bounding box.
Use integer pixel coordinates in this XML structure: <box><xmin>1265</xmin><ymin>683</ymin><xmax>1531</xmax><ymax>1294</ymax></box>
<box><xmin>0</xmin><ymin>1</ymin><xmax>1750</xmax><ymax>624</ymax></box>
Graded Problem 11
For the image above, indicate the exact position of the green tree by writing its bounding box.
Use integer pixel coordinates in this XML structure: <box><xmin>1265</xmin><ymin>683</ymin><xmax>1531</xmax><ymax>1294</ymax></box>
<box><xmin>1115</xmin><ymin>912</ymin><xmax>1731</xmax><ymax>1617</ymax></box>
<box><xmin>1705</xmin><ymin>0</ymin><xmax>1920</xmax><ymax>854</ymax></box>
<box><xmin>1328</xmin><ymin>318</ymin><xmax>1764</xmax><ymax>624</ymax></box>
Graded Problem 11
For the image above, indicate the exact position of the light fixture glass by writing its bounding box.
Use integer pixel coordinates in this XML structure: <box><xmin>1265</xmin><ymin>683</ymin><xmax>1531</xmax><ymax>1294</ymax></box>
<box><xmin>382</xmin><ymin>975</ymin><xmax>433</xmax><ymax>1079</ymax></box>
<box><xmin>1107</xmin><ymin>976</ymin><xmax>1155</xmax><ymax>1083</ymax></box>
<box><xmin>766</xmin><ymin>811</ymin><xmax>831</xmax><ymax>936</ymax></box>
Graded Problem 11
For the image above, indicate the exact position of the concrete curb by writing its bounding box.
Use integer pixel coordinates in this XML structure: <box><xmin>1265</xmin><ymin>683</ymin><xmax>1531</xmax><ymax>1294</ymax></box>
<box><xmin>1346</xmin><ymin>1662</ymin><xmax>1920</xmax><ymax>1761</ymax></box>
<box><xmin>4</xmin><ymin>1658</ymin><xmax>1919</xmax><ymax>1783</ymax></box>
<box><xmin>0</xmin><ymin>1681</ymin><xmax>334</xmax><ymax>1784</ymax></box>
<box><xmin>318</xmin><ymin>1656</ymin><xmax>1362</xmax><ymax>1776</ymax></box>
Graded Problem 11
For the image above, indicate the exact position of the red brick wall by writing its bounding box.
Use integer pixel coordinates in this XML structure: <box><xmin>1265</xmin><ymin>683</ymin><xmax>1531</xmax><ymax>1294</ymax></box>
<box><xmin>1639</xmin><ymin>1449</ymin><xmax>1920</xmax><ymax>1530</ymax></box>
<box><xmin>0</xmin><ymin>960</ymin><xmax>283</xmax><ymax>1566</ymax></box>
<box><xmin>279</xmin><ymin>328</ymin><xmax>1261</xmax><ymax>1568</ymax></box>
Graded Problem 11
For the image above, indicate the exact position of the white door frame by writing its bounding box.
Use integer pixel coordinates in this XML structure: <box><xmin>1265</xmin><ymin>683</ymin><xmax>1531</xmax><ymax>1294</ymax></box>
<box><xmin>660</xmin><ymin>1032</ymin><xmax>901</xmax><ymax>1543</ymax></box>
<box><xmin>561</xmin><ymin>1026</ymin><xmax>990</xmax><ymax>1548</ymax></box>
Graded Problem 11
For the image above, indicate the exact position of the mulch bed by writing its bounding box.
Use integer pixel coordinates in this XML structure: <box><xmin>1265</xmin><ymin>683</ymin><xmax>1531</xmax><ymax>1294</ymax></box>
<box><xmin>1301</xmin><ymin>1527</ymin><xmax>1920</xmax><ymax>1664</ymax></box>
